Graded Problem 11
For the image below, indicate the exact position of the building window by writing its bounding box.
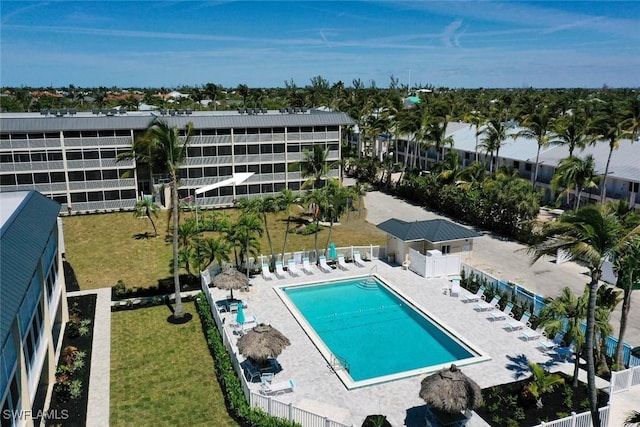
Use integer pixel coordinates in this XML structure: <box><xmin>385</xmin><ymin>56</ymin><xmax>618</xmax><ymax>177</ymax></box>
<box><xmin>260</xmin><ymin>144</ymin><xmax>273</xmax><ymax>154</ymax></box>
<box><xmin>247</xmin><ymin>144</ymin><xmax>259</xmax><ymax>155</ymax></box>
<box><xmin>249</xmin><ymin>184</ymin><xmax>260</xmax><ymax>194</ymax></box>
<box><xmin>71</xmin><ymin>193</ymin><xmax>87</xmax><ymax>203</ymax></box>
<box><xmin>87</xmin><ymin>191</ymin><xmax>104</xmax><ymax>201</ymax></box>
<box><xmin>83</xmin><ymin>150</ymin><xmax>99</xmax><ymax>160</ymax></box>
<box><xmin>525</xmin><ymin>163</ymin><xmax>532</xmax><ymax>172</ymax></box>
<box><xmin>0</xmin><ymin>175</ymin><xmax>16</xmax><ymax>185</ymax></box>
<box><xmin>218</xmin><ymin>146</ymin><xmax>232</xmax><ymax>156</ymax></box>
<box><xmin>513</xmin><ymin>161</ymin><xmax>520</xmax><ymax>168</ymax></box>
<box><xmin>203</xmin><ymin>146</ymin><xmax>216</xmax><ymax>156</ymax></box>
<box><xmin>68</xmin><ymin>171</ymin><xmax>84</xmax><ymax>182</ymax></box>
<box><xmin>86</xmin><ymin>170</ymin><xmax>101</xmax><ymax>181</ymax></box>
<box><xmin>47</xmin><ymin>152</ymin><xmax>63</xmax><ymax>161</ymax></box>
<box><xmin>17</xmin><ymin>174</ymin><xmax>33</xmax><ymax>185</ymax></box>
<box><xmin>219</xmin><ymin>166</ymin><xmax>232</xmax><ymax>176</ymax></box>
<box><xmin>204</xmin><ymin>167</ymin><xmax>217</xmax><ymax>176</ymax></box>
<box><xmin>234</xmin><ymin>145</ymin><xmax>246</xmax><ymax>155</ymax></box>
<box><xmin>188</xmin><ymin>168</ymin><xmax>203</xmax><ymax>179</ymax></box>
<box><xmin>261</xmin><ymin>164</ymin><xmax>273</xmax><ymax>174</ymax></box>
<box><xmin>50</xmin><ymin>172</ymin><xmax>66</xmax><ymax>183</ymax></box>
<box><xmin>102</xmin><ymin>170</ymin><xmax>118</xmax><ymax>180</ymax></box>
<box><xmin>441</xmin><ymin>245</ymin><xmax>451</xmax><ymax>254</ymax></box>
<box><xmin>34</xmin><ymin>173</ymin><xmax>49</xmax><ymax>184</ymax></box>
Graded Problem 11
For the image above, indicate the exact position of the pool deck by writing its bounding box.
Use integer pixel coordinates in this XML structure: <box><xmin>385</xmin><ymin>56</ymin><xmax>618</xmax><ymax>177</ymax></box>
<box><xmin>209</xmin><ymin>260</ymin><xmax>609</xmax><ymax>427</ymax></box>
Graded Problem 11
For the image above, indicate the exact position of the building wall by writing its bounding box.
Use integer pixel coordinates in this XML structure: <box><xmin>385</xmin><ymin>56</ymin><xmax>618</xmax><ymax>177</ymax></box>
<box><xmin>1</xmin><ymin>206</ymin><xmax>68</xmax><ymax>427</ymax></box>
<box><xmin>0</xmin><ymin>112</ymin><xmax>348</xmax><ymax>213</ymax></box>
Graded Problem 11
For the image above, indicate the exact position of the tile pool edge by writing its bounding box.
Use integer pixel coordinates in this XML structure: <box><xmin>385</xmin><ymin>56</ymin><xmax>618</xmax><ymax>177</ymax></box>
<box><xmin>274</xmin><ymin>274</ymin><xmax>491</xmax><ymax>389</ymax></box>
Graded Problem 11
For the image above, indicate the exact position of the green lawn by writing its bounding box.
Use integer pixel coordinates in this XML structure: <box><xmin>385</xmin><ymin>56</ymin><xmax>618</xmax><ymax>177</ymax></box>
<box><xmin>62</xmin><ymin>205</ymin><xmax>385</xmax><ymax>291</ymax></box>
<box><xmin>110</xmin><ymin>302</ymin><xmax>238</xmax><ymax>427</ymax></box>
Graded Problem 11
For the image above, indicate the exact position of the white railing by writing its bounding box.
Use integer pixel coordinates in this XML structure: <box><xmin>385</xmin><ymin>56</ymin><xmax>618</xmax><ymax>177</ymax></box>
<box><xmin>610</xmin><ymin>365</ymin><xmax>640</xmax><ymax>394</ymax></box>
<box><xmin>199</xmin><ymin>273</ymin><xmax>354</xmax><ymax>427</ymax></box>
<box><xmin>535</xmin><ymin>406</ymin><xmax>610</xmax><ymax>427</ymax></box>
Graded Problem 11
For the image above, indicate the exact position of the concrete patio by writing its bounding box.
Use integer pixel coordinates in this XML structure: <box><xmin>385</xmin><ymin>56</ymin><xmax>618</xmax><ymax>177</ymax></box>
<box><xmin>208</xmin><ymin>259</ymin><xmax>605</xmax><ymax>427</ymax></box>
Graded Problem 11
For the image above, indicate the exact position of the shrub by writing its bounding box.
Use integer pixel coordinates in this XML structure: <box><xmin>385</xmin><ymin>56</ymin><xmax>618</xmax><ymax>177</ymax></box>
<box><xmin>195</xmin><ymin>295</ymin><xmax>300</xmax><ymax>427</ymax></box>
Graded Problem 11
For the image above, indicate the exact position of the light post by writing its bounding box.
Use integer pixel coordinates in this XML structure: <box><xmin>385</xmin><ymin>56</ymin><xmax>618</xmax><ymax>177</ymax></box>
<box><xmin>195</xmin><ymin>173</ymin><xmax>254</xmax><ymax>273</ymax></box>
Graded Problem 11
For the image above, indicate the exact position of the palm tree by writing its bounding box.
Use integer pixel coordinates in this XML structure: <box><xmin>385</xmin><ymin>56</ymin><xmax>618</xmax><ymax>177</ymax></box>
<box><xmin>594</xmin><ymin>285</ymin><xmax>621</xmax><ymax>377</ymax></box>
<box><xmin>292</xmin><ymin>145</ymin><xmax>337</xmax><ymax>189</ymax></box>
<box><xmin>479</xmin><ymin>118</ymin><xmax>508</xmax><ymax>173</ymax></box>
<box><xmin>133</xmin><ymin>198</ymin><xmax>159</xmax><ymax>237</ymax></box>
<box><xmin>515</xmin><ymin>109</ymin><xmax>552</xmax><ymax>184</ymax></box>
<box><xmin>621</xmin><ymin>96</ymin><xmax>640</xmax><ymax>142</ymax></box>
<box><xmin>614</xmin><ymin>239</ymin><xmax>640</xmax><ymax>368</ymax></box>
<box><xmin>551</xmin><ymin>155</ymin><xmax>599</xmax><ymax>209</ymax></box>
<box><xmin>238</xmin><ymin>196</ymin><xmax>278</xmax><ymax>266</ymax></box>
<box><xmin>535</xmin><ymin>286</ymin><xmax>587</xmax><ymax>387</ymax></box>
<box><xmin>463</xmin><ymin>110</ymin><xmax>485</xmax><ymax>163</ymax></box>
<box><xmin>229</xmin><ymin>212</ymin><xmax>263</xmax><ymax>274</ymax></box>
<box><xmin>551</xmin><ymin>110</ymin><xmax>592</xmax><ymax>157</ymax></box>
<box><xmin>526</xmin><ymin>205</ymin><xmax>626</xmax><ymax>427</ymax></box>
<box><xmin>278</xmin><ymin>189</ymin><xmax>298</xmax><ymax>262</ymax></box>
<box><xmin>196</xmin><ymin>237</ymin><xmax>231</xmax><ymax>271</ymax></box>
<box><xmin>524</xmin><ymin>362</ymin><xmax>565</xmax><ymax>409</ymax></box>
<box><xmin>236</xmin><ymin>84</ymin><xmax>249</xmax><ymax>107</ymax></box>
<box><xmin>591</xmin><ymin>102</ymin><xmax>630</xmax><ymax>203</ymax></box>
<box><xmin>304</xmin><ymin>188</ymin><xmax>327</xmax><ymax>263</ymax></box>
<box><xmin>127</xmin><ymin>118</ymin><xmax>192</xmax><ymax>319</ymax></box>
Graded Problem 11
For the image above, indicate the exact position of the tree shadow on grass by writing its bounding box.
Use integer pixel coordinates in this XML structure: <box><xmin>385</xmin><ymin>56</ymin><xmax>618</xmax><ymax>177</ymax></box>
<box><xmin>133</xmin><ymin>231</ymin><xmax>154</xmax><ymax>240</ymax></box>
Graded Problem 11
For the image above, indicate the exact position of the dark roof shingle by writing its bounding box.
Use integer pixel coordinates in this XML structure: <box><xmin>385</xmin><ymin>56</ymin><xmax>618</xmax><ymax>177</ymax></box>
<box><xmin>376</xmin><ymin>218</ymin><xmax>481</xmax><ymax>242</ymax></box>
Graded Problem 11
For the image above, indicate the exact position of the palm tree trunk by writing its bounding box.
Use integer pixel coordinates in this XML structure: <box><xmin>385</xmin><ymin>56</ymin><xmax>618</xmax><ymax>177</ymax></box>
<box><xmin>172</xmin><ymin>184</ymin><xmax>184</xmax><ymax>318</ymax></box>
<box><xmin>324</xmin><ymin>217</ymin><xmax>335</xmax><ymax>256</ymax></box>
<box><xmin>615</xmin><ymin>280</ymin><xmax>632</xmax><ymax>368</ymax></box>
<box><xmin>263</xmin><ymin>212</ymin><xmax>275</xmax><ymax>265</ymax></box>
<box><xmin>281</xmin><ymin>214</ymin><xmax>291</xmax><ymax>262</ymax></box>
<box><xmin>572</xmin><ymin>344</ymin><xmax>581</xmax><ymax>387</ymax></box>
<box><xmin>533</xmin><ymin>144</ymin><xmax>541</xmax><ymax>184</ymax></box>
<box><xmin>600</xmin><ymin>146</ymin><xmax>613</xmax><ymax>203</ymax></box>
<box><xmin>313</xmin><ymin>216</ymin><xmax>320</xmax><ymax>265</ymax></box>
<box><xmin>575</xmin><ymin>187</ymin><xmax>583</xmax><ymax>210</ymax></box>
<box><xmin>586</xmin><ymin>272</ymin><xmax>601</xmax><ymax>427</ymax></box>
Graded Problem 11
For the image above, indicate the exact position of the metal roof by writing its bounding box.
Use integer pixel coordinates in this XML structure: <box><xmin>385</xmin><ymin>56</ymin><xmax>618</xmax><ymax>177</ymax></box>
<box><xmin>376</xmin><ymin>218</ymin><xmax>481</xmax><ymax>243</ymax></box>
<box><xmin>0</xmin><ymin>110</ymin><xmax>354</xmax><ymax>133</ymax></box>
<box><xmin>447</xmin><ymin>123</ymin><xmax>640</xmax><ymax>182</ymax></box>
<box><xmin>1</xmin><ymin>191</ymin><xmax>61</xmax><ymax>346</ymax></box>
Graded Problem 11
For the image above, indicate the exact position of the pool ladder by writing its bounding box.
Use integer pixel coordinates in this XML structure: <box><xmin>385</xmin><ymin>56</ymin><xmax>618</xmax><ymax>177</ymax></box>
<box><xmin>329</xmin><ymin>353</ymin><xmax>350</xmax><ymax>373</ymax></box>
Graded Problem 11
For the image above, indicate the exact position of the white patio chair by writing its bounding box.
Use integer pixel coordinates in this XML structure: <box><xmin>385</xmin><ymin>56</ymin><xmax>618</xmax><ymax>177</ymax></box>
<box><xmin>287</xmin><ymin>259</ymin><xmax>301</xmax><ymax>277</ymax></box>
<box><xmin>487</xmin><ymin>302</ymin><xmax>514</xmax><ymax>321</ymax></box>
<box><xmin>302</xmin><ymin>257</ymin><xmax>314</xmax><ymax>275</ymax></box>
<box><xmin>260</xmin><ymin>379</ymin><xmax>295</xmax><ymax>396</ymax></box>
<box><xmin>505</xmin><ymin>311</ymin><xmax>531</xmax><ymax>331</ymax></box>
<box><xmin>337</xmin><ymin>254</ymin><xmax>349</xmax><ymax>270</ymax></box>
<box><xmin>262</xmin><ymin>263</ymin><xmax>275</xmax><ymax>280</ymax></box>
<box><xmin>319</xmin><ymin>256</ymin><xmax>332</xmax><ymax>273</ymax></box>
<box><xmin>520</xmin><ymin>326</ymin><xmax>546</xmax><ymax>341</ymax></box>
<box><xmin>538</xmin><ymin>332</ymin><xmax>565</xmax><ymax>352</ymax></box>
<box><xmin>353</xmin><ymin>251</ymin><xmax>365</xmax><ymax>267</ymax></box>
<box><xmin>449</xmin><ymin>279</ymin><xmax>461</xmax><ymax>297</ymax></box>
<box><xmin>274</xmin><ymin>261</ymin><xmax>286</xmax><ymax>279</ymax></box>
<box><xmin>473</xmin><ymin>295</ymin><xmax>500</xmax><ymax>312</ymax></box>
<box><xmin>460</xmin><ymin>286</ymin><xmax>486</xmax><ymax>303</ymax></box>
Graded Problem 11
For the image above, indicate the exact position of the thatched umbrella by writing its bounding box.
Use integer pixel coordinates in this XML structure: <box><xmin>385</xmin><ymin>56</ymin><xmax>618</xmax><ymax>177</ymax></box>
<box><xmin>237</xmin><ymin>323</ymin><xmax>291</xmax><ymax>365</ymax></box>
<box><xmin>419</xmin><ymin>364</ymin><xmax>483</xmax><ymax>414</ymax></box>
<box><xmin>213</xmin><ymin>267</ymin><xmax>249</xmax><ymax>300</ymax></box>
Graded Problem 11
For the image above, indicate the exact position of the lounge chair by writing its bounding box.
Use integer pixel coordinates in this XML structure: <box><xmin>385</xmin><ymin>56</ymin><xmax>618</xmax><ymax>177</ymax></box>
<box><xmin>353</xmin><ymin>251</ymin><xmax>365</xmax><ymax>267</ymax></box>
<box><xmin>520</xmin><ymin>326</ymin><xmax>546</xmax><ymax>341</ymax></box>
<box><xmin>473</xmin><ymin>295</ymin><xmax>500</xmax><ymax>312</ymax></box>
<box><xmin>538</xmin><ymin>332</ymin><xmax>565</xmax><ymax>352</ymax></box>
<box><xmin>302</xmin><ymin>257</ymin><xmax>314</xmax><ymax>275</ymax></box>
<box><xmin>337</xmin><ymin>254</ymin><xmax>349</xmax><ymax>270</ymax></box>
<box><xmin>262</xmin><ymin>263</ymin><xmax>275</xmax><ymax>280</ymax></box>
<box><xmin>487</xmin><ymin>302</ymin><xmax>513</xmax><ymax>321</ymax></box>
<box><xmin>274</xmin><ymin>261</ymin><xmax>286</xmax><ymax>279</ymax></box>
<box><xmin>554</xmin><ymin>342</ymin><xmax>575</xmax><ymax>361</ymax></box>
<box><xmin>287</xmin><ymin>259</ymin><xmax>301</xmax><ymax>277</ymax></box>
<box><xmin>319</xmin><ymin>256</ymin><xmax>332</xmax><ymax>273</ymax></box>
<box><xmin>260</xmin><ymin>379</ymin><xmax>295</xmax><ymax>396</ymax></box>
<box><xmin>505</xmin><ymin>311</ymin><xmax>531</xmax><ymax>331</ymax></box>
<box><xmin>449</xmin><ymin>279</ymin><xmax>461</xmax><ymax>297</ymax></box>
<box><xmin>460</xmin><ymin>286</ymin><xmax>486</xmax><ymax>303</ymax></box>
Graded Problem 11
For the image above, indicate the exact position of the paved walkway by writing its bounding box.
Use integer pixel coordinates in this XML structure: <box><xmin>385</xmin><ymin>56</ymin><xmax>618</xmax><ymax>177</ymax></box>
<box><xmin>68</xmin><ymin>288</ymin><xmax>111</xmax><ymax>427</ymax></box>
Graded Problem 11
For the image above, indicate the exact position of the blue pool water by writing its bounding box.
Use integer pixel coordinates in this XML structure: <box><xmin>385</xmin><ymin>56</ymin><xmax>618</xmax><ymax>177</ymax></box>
<box><xmin>282</xmin><ymin>276</ymin><xmax>477</xmax><ymax>383</ymax></box>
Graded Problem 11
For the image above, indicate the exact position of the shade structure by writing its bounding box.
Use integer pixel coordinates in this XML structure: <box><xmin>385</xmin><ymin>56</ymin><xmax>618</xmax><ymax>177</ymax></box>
<box><xmin>419</xmin><ymin>364</ymin><xmax>483</xmax><ymax>414</ymax></box>
<box><xmin>212</xmin><ymin>267</ymin><xmax>249</xmax><ymax>300</ymax></box>
<box><xmin>236</xmin><ymin>302</ymin><xmax>245</xmax><ymax>325</ymax></box>
<box><xmin>237</xmin><ymin>323</ymin><xmax>291</xmax><ymax>364</ymax></box>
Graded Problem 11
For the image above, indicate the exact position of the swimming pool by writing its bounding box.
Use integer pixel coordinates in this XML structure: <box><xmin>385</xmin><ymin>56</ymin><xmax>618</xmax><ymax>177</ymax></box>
<box><xmin>276</xmin><ymin>275</ymin><xmax>489</xmax><ymax>388</ymax></box>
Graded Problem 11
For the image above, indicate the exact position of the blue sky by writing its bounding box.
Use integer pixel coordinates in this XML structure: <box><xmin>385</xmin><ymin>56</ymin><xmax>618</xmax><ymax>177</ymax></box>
<box><xmin>1</xmin><ymin>1</ymin><xmax>639</xmax><ymax>89</ymax></box>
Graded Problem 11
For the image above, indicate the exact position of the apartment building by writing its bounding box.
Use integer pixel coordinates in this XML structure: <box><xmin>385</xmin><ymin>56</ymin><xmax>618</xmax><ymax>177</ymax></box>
<box><xmin>0</xmin><ymin>109</ymin><xmax>354</xmax><ymax>213</ymax></box>
<box><xmin>1</xmin><ymin>191</ymin><xmax>68</xmax><ymax>426</ymax></box>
